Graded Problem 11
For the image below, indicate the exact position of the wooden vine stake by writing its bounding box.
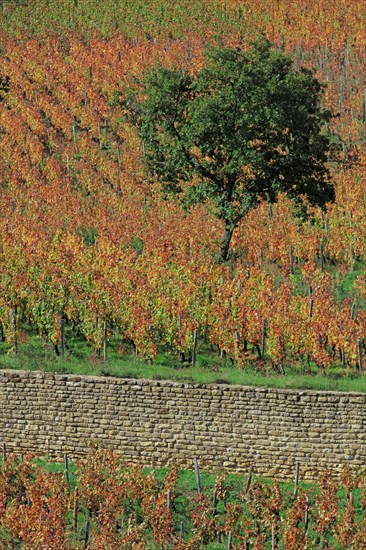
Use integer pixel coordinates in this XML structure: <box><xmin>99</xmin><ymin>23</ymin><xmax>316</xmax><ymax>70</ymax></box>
<box><xmin>192</xmin><ymin>330</ymin><xmax>198</xmax><ymax>367</ymax></box>
<box><xmin>349</xmin><ymin>210</ymin><xmax>354</xmax><ymax>272</ymax></box>
<box><xmin>103</xmin><ymin>320</ymin><xmax>107</xmax><ymax>362</ymax></box>
<box><xmin>289</xmin><ymin>244</ymin><xmax>294</xmax><ymax>273</ymax></box>
<box><xmin>339</xmin><ymin>320</ymin><xmax>345</xmax><ymax>366</ymax></box>
<box><xmin>167</xmin><ymin>489</ymin><xmax>172</xmax><ymax>511</ymax></box>
<box><xmin>117</xmin><ymin>145</ymin><xmax>121</xmax><ymax>174</ymax></box>
<box><xmin>357</xmin><ymin>339</ymin><xmax>364</xmax><ymax>372</ymax></box>
<box><xmin>2</xmin><ymin>443</ymin><xmax>6</xmax><ymax>462</ymax></box>
<box><xmin>72</xmin><ymin>487</ymin><xmax>79</xmax><ymax>531</ymax></box>
<box><xmin>350</xmin><ymin>242</ymin><xmax>354</xmax><ymax>273</ymax></box>
<box><xmin>193</xmin><ymin>457</ymin><xmax>202</xmax><ymax>494</ymax></box>
<box><xmin>212</xmin><ymin>490</ymin><xmax>218</xmax><ymax>516</ymax></box>
<box><xmin>319</xmin><ymin>243</ymin><xmax>324</xmax><ymax>271</ymax></box>
<box><xmin>235</xmin><ymin>330</ymin><xmax>240</xmax><ymax>351</ymax></box>
<box><xmin>72</xmin><ymin>123</ymin><xmax>78</xmax><ymax>150</ymax></box>
<box><xmin>60</xmin><ymin>318</ymin><xmax>65</xmax><ymax>358</ymax></box>
<box><xmin>305</xmin><ymin>494</ymin><xmax>309</xmax><ymax>532</ymax></box>
<box><xmin>84</xmin><ymin>519</ymin><xmax>90</xmax><ymax>548</ymax></box>
<box><xmin>64</xmin><ymin>453</ymin><xmax>70</xmax><ymax>487</ymax></box>
<box><xmin>351</xmin><ymin>303</ymin><xmax>356</xmax><ymax>321</ymax></box>
<box><xmin>245</xmin><ymin>465</ymin><xmax>253</xmax><ymax>494</ymax></box>
<box><xmin>98</xmin><ymin>121</ymin><xmax>102</xmax><ymax>149</ymax></box>
<box><xmin>9</xmin><ymin>308</ymin><xmax>18</xmax><ymax>355</ymax></box>
<box><xmin>227</xmin><ymin>530</ymin><xmax>232</xmax><ymax>549</ymax></box>
<box><xmin>309</xmin><ymin>299</ymin><xmax>314</xmax><ymax>319</ymax></box>
<box><xmin>294</xmin><ymin>462</ymin><xmax>300</xmax><ymax>497</ymax></box>
<box><xmin>268</xmin><ymin>203</ymin><xmax>273</xmax><ymax>219</ymax></box>
<box><xmin>261</xmin><ymin>320</ymin><xmax>267</xmax><ymax>359</ymax></box>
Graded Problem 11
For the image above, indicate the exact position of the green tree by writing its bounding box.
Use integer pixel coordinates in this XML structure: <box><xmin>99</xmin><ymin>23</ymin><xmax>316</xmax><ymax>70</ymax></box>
<box><xmin>129</xmin><ymin>39</ymin><xmax>335</xmax><ymax>261</ymax></box>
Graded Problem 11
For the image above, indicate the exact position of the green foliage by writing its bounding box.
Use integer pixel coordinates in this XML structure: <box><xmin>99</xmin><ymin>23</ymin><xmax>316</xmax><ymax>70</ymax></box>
<box><xmin>131</xmin><ymin>39</ymin><xmax>335</xmax><ymax>260</ymax></box>
<box><xmin>76</xmin><ymin>226</ymin><xmax>98</xmax><ymax>247</ymax></box>
<box><xmin>130</xmin><ymin>235</ymin><xmax>144</xmax><ymax>255</ymax></box>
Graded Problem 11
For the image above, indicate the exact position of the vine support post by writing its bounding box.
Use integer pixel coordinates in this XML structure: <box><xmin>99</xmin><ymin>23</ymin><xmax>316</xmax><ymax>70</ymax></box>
<box><xmin>60</xmin><ymin>318</ymin><xmax>65</xmax><ymax>358</ymax></box>
<box><xmin>309</xmin><ymin>299</ymin><xmax>314</xmax><ymax>319</ymax></box>
<box><xmin>72</xmin><ymin>123</ymin><xmax>78</xmax><ymax>150</ymax></box>
<box><xmin>289</xmin><ymin>244</ymin><xmax>294</xmax><ymax>273</ymax></box>
<box><xmin>117</xmin><ymin>144</ymin><xmax>121</xmax><ymax>174</ymax></box>
<box><xmin>193</xmin><ymin>457</ymin><xmax>202</xmax><ymax>494</ymax></box>
<box><xmin>319</xmin><ymin>243</ymin><xmax>324</xmax><ymax>271</ymax></box>
<box><xmin>9</xmin><ymin>308</ymin><xmax>18</xmax><ymax>355</ymax></box>
<box><xmin>103</xmin><ymin>320</ymin><xmax>107</xmax><ymax>362</ymax></box>
<box><xmin>244</xmin><ymin>465</ymin><xmax>253</xmax><ymax>494</ymax></box>
<box><xmin>349</xmin><ymin>210</ymin><xmax>354</xmax><ymax>272</ymax></box>
<box><xmin>351</xmin><ymin>304</ymin><xmax>356</xmax><ymax>321</ymax></box>
<box><xmin>72</xmin><ymin>487</ymin><xmax>79</xmax><ymax>531</ymax></box>
<box><xmin>84</xmin><ymin>519</ymin><xmax>90</xmax><ymax>548</ymax></box>
<box><xmin>350</xmin><ymin>241</ymin><xmax>354</xmax><ymax>273</ymax></box>
<box><xmin>98</xmin><ymin>121</ymin><xmax>102</xmax><ymax>149</ymax></box>
<box><xmin>268</xmin><ymin>203</ymin><xmax>273</xmax><ymax>219</ymax></box>
<box><xmin>293</xmin><ymin>462</ymin><xmax>300</xmax><ymax>497</ymax></box>
<box><xmin>64</xmin><ymin>453</ymin><xmax>70</xmax><ymax>487</ymax></box>
<box><xmin>305</xmin><ymin>494</ymin><xmax>309</xmax><ymax>532</ymax></box>
<box><xmin>192</xmin><ymin>330</ymin><xmax>198</xmax><ymax>367</ymax></box>
<box><xmin>357</xmin><ymin>339</ymin><xmax>364</xmax><ymax>372</ymax></box>
<box><xmin>261</xmin><ymin>320</ymin><xmax>267</xmax><ymax>359</ymax></box>
<box><xmin>212</xmin><ymin>490</ymin><xmax>218</xmax><ymax>516</ymax></box>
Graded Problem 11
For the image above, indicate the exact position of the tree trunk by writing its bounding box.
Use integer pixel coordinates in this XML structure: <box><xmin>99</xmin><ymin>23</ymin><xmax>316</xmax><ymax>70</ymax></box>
<box><xmin>219</xmin><ymin>225</ymin><xmax>234</xmax><ymax>262</ymax></box>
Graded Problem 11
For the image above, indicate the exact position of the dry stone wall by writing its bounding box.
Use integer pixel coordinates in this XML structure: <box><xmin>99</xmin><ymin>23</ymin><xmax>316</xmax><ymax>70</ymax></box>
<box><xmin>1</xmin><ymin>370</ymin><xmax>366</xmax><ymax>480</ymax></box>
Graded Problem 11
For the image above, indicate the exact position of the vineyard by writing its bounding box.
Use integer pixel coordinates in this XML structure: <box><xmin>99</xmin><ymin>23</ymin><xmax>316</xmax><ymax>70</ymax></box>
<box><xmin>1</xmin><ymin>1</ymin><xmax>366</xmax><ymax>376</ymax></box>
<box><xmin>1</xmin><ymin>448</ymin><xmax>366</xmax><ymax>549</ymax></box>
<box><xmin>2</xmin><ymin>1</ymin><xmax>366</xmax><ymax>547</ymax></box>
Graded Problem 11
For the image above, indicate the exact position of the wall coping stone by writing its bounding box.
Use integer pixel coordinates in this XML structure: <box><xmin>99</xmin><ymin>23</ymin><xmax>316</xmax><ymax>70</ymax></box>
<box><xmin>1</xmin><ymin>368</ymin><xmax>365</xmax><ymax>398</ymax></box>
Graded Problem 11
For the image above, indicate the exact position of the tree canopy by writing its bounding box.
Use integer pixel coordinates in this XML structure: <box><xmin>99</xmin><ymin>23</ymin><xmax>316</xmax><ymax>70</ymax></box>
<box><xmin>129</xmin><ymin>39</ymin><xmax>335</xmax><ymax>261</ymax></box>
